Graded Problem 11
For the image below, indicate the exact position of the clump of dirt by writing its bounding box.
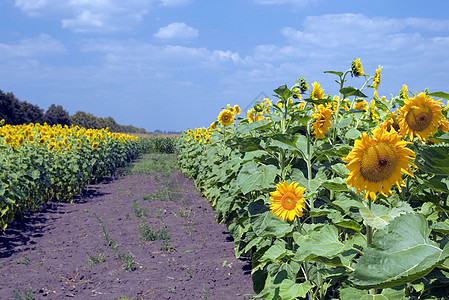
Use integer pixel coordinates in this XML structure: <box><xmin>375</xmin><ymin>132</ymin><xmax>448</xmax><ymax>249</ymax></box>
<box><xmin>0</xmin><ymin>154</ymin><xmax>254</xmax><ymax>299</ymax></box>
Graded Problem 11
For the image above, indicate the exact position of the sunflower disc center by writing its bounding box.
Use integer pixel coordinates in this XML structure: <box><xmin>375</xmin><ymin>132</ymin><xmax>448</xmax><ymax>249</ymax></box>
<box><xmin>281</xmin><ymin>192</ymin><xmax>297</xmax><ymax>210</ymax></box>
<box><xmin>406</xmin><ymin>106</ymin><xmax>433</xmax><ymax>132</ymax></box>
<box><xmin>360</xmin><ymin>142</ymin><xmax>398</xmax><ymax>183</ymax></box>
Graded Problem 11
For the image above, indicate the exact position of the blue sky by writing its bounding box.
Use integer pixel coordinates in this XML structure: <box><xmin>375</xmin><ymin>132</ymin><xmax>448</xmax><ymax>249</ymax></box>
<box><xmin>1</xmin><ymin>0</ymin><xmax>449</xmax><ymax>132</ymax></box>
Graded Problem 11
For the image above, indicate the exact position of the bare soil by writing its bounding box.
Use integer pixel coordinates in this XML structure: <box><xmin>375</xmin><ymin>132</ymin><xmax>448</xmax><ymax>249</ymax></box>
<box><xmin>0</xmin><ymin>155</ymin><xmax>254</xmax><ymax>299</ymax></box>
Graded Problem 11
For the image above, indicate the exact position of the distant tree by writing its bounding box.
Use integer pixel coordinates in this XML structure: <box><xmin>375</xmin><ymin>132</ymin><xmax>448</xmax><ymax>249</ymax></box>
<box><xmin>17</xmin><ymin>101</ymin><xmax>44</xmax><ymax>124</ymax></box>
<box><xmin>0</xmin><ymin>90</ymin><xmax>21</xmax><ymax>124</ymax></box>
<box><xmin>44</xmin><ymin>104</ymin><xmax>71</xmax><ymax>126</ymax></box>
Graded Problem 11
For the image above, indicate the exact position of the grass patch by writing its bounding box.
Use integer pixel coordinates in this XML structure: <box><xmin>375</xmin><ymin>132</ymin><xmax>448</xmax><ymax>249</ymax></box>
<box><xmin>128</xmin><ymin>153</ymin><xmax>177</xmax><ymax>176</ymax></box>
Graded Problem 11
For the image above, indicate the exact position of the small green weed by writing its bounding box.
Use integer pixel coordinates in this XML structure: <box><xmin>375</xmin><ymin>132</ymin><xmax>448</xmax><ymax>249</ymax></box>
<box><xmin>16</xmin><ymin>254</ymin><xmax>30</xmax><ymax>265</ymax></box>
<box><xmin>88</xmin><ymin>253</ymin><xmax>106</xmax><ymax>266</ymax></box>
<box><xmin>132</xmin><ymin>199</ymin><xmax>149</xmax><ymax>218</ymax></box>
<box><xmin>12</xmin><ymin>289</ymin><xmax>34</xmax><ymax>300</ymax></box>
<box><xmin>116</xmin><ymin>251</ymin><xmax>136</xmax><ymax>271</ymax></box>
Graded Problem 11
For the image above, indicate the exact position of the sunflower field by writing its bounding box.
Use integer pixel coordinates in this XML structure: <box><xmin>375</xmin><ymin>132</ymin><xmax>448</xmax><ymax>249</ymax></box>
<box><xmin>177</xmin><ymin>59</ymin><xmax>449</xmax><ymax>299</ymax></box>
<box><xmin>0</xmin><ymin>122</ymin><xmax>142</xmax><ymax>230</ymax></box>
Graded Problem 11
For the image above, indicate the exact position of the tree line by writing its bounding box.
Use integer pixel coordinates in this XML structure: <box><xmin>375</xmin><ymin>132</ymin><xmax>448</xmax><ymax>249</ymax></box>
<box><xmin>0</xmin><ymin>90</ymin><xmax>147</xmax><ymax>133</ymax></box>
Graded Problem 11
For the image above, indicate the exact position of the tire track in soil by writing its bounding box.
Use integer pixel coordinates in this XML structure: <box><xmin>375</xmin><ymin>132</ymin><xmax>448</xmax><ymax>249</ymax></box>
<box><xmin>0</xmin><ymin>155</ymin><xmax>254</xmax><ymax>299</ymax></box>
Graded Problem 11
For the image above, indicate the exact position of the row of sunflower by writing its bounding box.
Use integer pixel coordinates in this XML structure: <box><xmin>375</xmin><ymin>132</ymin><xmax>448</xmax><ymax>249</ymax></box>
<box><xmin>177</xmin><ymin>59</ymin><xmax>449</xmax><ymax>299</ymax></box>
<box><xmin>0</xmin><ymin>122</ymin><xmax>142</xmax><ymax>230</ymax></box>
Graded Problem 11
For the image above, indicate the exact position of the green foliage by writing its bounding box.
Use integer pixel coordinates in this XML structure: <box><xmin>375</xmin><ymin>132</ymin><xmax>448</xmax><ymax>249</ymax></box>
<box><xmin>350</xmin><ymin>214</ymin><xmax>449</xmax><ymax>289</ymax></box>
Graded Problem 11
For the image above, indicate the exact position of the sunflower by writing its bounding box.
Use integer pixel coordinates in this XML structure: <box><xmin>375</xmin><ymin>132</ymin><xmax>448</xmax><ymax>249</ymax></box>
<box><xmin>92</xmin><ymin>141</ymin><xmax>99</xmax><ymax>150</ymax></box>
<box><xmin>310</xmin><ymin>82</ymin><xmax>325</xmax><ymax>100</ymax></box>
<box><xmin>354</xmin><ymin>99</ymin><xmax>368</xmax><ymax>111</ymax></box>
<box><xmin>369</xmin><ymin>100</ymin><xmax>380</xmax><ymax>122</ymax></box>
<box><xmin>351</xmin><ymin>58</ymin><xmax>364</xmax><ymax>77</ymax></box>
<box><xmin>401</xmin><ymin>84</ymin><xmax>409</xmax><ymax>100</ymax></box>
<box><xmin>397</xmin><ymin>92</ymin><xmax>444</xmax><ymax>142</ymax></box>
<box><xmin>209</xmin><ymin>122</ymin><xmax>218</xmax><ymax>130</ymax></box>
<box><xmin>311</xmin><ymin>104</ymin><xmax>333</xmax><ymax>139</ymax></box>
<box><xmin>247</xmin><ymin>109</ymin><xmax>256</xmax><ymax>123</ymax></box>
<box><xmin>379</xmin><ymin>112</ymin><xmax>400</xmax><ymax>133</ymax></box>
<box><xmin>234</xmin><ymin>105</ymin><xmax>241</xmax><ymax>115</ymax></box>
<box><xmin>218</xmin><ymin>109</ymin><xmax>235</xmax><ymax>126</ymax></box>
<box><xmin>373</xmin><ymin>65</ymin><xmax>382</xmax><ymax>90</ymax></box>
<box><xmin>343</xmin><ymin>128</ymin><xmax>415</xmax><ymax>201</ymax></box>
<box><xmin>270</xmin><ymin>181</ymin><xmax>306</xmax><ymax>221</ymax></box>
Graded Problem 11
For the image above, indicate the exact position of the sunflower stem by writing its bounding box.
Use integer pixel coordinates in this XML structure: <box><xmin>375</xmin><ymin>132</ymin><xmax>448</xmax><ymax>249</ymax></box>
<box><xmin>332</xmin><ymin>70</ymin><xmax>351</xmax><ymax>145</ymax></box>
<box><xmin>366</xmin><ymin>198</ymin><xmax>373</xmax><ymax>247</ymax></box>
<box><xmin>306</xmin><ymin>121</ymin><xmax>314</xmax><ymax>220</ymax></box>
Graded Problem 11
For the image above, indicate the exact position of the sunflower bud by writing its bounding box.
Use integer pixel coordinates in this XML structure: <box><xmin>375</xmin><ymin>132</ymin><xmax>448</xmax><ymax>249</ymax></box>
<box><xmin>254</xmin><ymin>103</ymin><xmax>263</xmax><ymax>112</ymax></box>
<box><xmin>295</xmin><ymin>76</ymin><xmax>309</xmax><ymax>93</ymax></box>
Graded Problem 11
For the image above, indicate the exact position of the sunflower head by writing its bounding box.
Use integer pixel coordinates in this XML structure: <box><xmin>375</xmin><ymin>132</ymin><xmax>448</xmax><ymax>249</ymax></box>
<box><xmin>218</xmin><ymin>109</ymin><xmax>235</xmax><ymax>126</ymax></box>
<box><xmin>400</xmin><ymin>84</ymin><xmax>409</xmax><ymax>100</ymax></box>
<box><xmin>270</xmin><ymin>181</ymin><xmax>306</xmax><ymax>221</ymax></box>
<box><xmin>379</xmin><ymin>111</ymin><xmax>400</xmax><ymax>133</ymax></box>
<box><xmin>354</xmin><ymin>99</ymin><xmax>368</xmax><ymax>111</ymax></box>
<box><xmin>311</xmin><ymin>104</ymin><xmax>333</xmax><ymax>139</ymax></box>
<box><xmin>247</xmin><ymin>109</ymin><xmax>256</xmax><ymax>123</ymax></box>
<box><xmin>369</xmin><ymin>100</ymin><xmax>380</xmax><ymax>122</ymax></box>
<box><xmin>234</xmin><ymin>105</ymin><xmax>241</xmax><ymax>115</ymax></box>
<box><xmin>343</xmin><ymin>129</ymin><xmax>415</xmax><ymax>201</ymax></box>
<box><xmin>351</xmin><ymin>58</ymin><xmax>364</xmax><ymax>77</ymax></box>
<box><xmin>209</xmin><ymin>121</ymin><xmax>218</xmax><ymax>130</ymax></box>
<box><xmin>373</xmin><ymin>65</ymin><xmax>382</xmax><ymax>90</ymax></box>
<box><xmin>397</xmin><ymin>92</ymin><xmax>444</xmax><ymax>142</ymax></box>
<box><xmin>310</xmin><ymin>82</ymin><xmax>325</xmax><ymax>100</ymax></box>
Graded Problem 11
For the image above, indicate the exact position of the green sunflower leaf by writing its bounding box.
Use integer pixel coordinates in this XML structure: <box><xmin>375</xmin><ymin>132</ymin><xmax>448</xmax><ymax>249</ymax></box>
<box><xmin>415</xmin><ymin>144</ymin><xmax>449</xmax><ymax>176</ymax></box>
<box><xmin>293</xmin><ymin>225</ymin><xmax>352</xmax><ymax>262</ymax></box>
<box><xmin>429</xmin><ymin>91</ymin><xmax>449</xmax><ymax>101</ymax></box>
<box><xmin>350</xmin><ymin>213</ymin><xmax>449</xmax><ymax>289</ymax></box>
<box><xmin>237</xmin><ymin>161</ymin><xmax>278</xmax><ymax>194</ymax></box>
<box><xmin>279</xmin><ymin>279</ymin><xmax>313</xmax><ymax>300</ymax></box>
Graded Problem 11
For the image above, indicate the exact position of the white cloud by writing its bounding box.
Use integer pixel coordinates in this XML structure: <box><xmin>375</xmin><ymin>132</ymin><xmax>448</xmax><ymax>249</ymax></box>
<box><xmin>154</xmin><ymin>22</ymin><xmax>198</xmax><ymax>40</ymax></box>
<box><xmin>233</xmin><ymin>13</ymin><xmax>449</xmax><ymax>95</ymax></box>
<box><xmin>14</xmin><ymin>0</ymin><xmax>152</xmax><ymax>31</ymax></box>
<box><xmin>159</xmin><ymin>0</ymin><xmax>193</xmax><ymax>7</ymax></box>
<box><xmin>62</xmin><ymin>10</ymin><xmax>104</xmax><ymax>31</ymax></box>
<box><xmin>0</xmin><ymin>34</ymin><xmax>66</xmax><ymax>57</ymax></box>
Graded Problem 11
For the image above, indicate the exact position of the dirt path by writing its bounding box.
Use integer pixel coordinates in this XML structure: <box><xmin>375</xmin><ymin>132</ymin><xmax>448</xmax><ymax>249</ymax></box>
<box><xmin>0</xmin><ymin>154</ymin><xmax>254</xmax><ymax>300</ymax></box>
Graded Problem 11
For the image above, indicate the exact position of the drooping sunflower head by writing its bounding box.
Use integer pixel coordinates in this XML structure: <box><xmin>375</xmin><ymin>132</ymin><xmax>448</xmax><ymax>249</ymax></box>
<box><xmin>311</xmin><ymin>104</ymin><xmax>333</xmax><ymax>139</ymax></box>
<box><xmin>373</xmin><ymin>65</ymin><xmax>383</xmax><ymax>90</ymax></box>
<box><xmin>218</xmin><ymin>109</ymin><xmax>235</xmax><ymax>126</ymax></box>
<box><xmin>270</xmin><ymin>181</ymin><xmax>306</xmax><ymax>221</ymax></box>
<box><xmin>310</xmin><ymin>82</ymin><xmax>325</xmax><ymax>100</ymax></box>
<box><xmin>397</xmin><ymin>92</ymin><xmax>444</xmax><ymax>142</ymax></box>
<box><xmin>343</xmin><ymin>129</ymin><xmax>415</xmax><ymax>201</ymax></box>
<box><xmin>351</xmin><ymin>58</ymin><xmax>364</xmax><ymax>77</ymax></box>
